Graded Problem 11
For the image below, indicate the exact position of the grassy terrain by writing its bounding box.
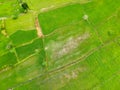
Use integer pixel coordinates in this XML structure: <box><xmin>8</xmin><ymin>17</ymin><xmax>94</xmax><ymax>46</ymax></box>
<box><xmin>0</xmin><ymin>52</ymin><xmax>17</xmax><ymax>68</ymax></box>
<box><xmin>14</xmin><ymin>35</ymin><xmax>120</xmax><ymax>90</ymax></box>
<box><xmin>44</xmin><ymin>20</ymin><xmax>101</xmax><ymax>69</ymax></box>
<box><xmin>0</xmin><ymin>52</ymin><xmax>45</xmax><ymax>90</ymax></box>
<box><xmin>0</xmin><ymin>0</ymin><xmax>120</xmax><ymax>90</ymax></box>
<box><xmin>16</xmin><ymin>38</ymin><xmax>43</xmax><ymax>60</ymax></box>
<box><xmin>0</xmin><ymin>0</ymin><xmax>17</xmax><ymax>17</ymax></box>
<box><xmin>38</xmin><ymin>4</ymin><xmax>84</xmax><ymax>35</ymax></box>
<box><xmin>0</xmin><ymin>36</ymin><xmax>10</xmax><ymax>55</ymax></box>
<box><xmin>10</xmin><ymin>30</ymin><xmax>37</xmax><ymax>46</ymax></box>
<box><xmin>6</xmin><ymin>13</ymin><xmax>35</xmax><ymax>34</ymax></box>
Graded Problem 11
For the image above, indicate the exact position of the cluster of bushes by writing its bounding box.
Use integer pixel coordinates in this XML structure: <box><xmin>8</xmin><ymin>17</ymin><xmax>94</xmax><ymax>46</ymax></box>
<box><xmin>12</xmin><ymin>0</ymin><xmax>30</xmax><ymax>20</ymax></box>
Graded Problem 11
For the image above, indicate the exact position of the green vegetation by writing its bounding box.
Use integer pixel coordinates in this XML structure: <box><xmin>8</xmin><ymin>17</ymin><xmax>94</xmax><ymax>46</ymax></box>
<box><xmin>0</xmin><ymin>0</ymin><xmax>120</xmax><ymax>90</ymax></box>
<box><xmin>0</xmin><ymin>52</ymin><xmax>17</xmax><ymax>68</ymax></box>
<box><xmin>38</xmin><ymin>4</ymin><xmax>84</xmax><ymax>35</ymax></box>
<box><xmin>6</xmin><ymin>13</ymin><xmax>35</xmax><ymax>34</ymax></box>
<box><xmin>16</xmin><ymin>38</ymin><xmax>43</xmax><ymax>60</ymax></box>
<box><xmin>10</xmin><ymin>30</ymin><xmax>37</xmax><ymax>46</ymax></box>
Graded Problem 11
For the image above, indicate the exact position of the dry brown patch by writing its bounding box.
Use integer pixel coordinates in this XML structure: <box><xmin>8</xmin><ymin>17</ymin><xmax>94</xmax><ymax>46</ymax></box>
<box><xmin>35</xmin><ymin>18</ymin><xmax>44</xmax><ymax>38</ymax></box>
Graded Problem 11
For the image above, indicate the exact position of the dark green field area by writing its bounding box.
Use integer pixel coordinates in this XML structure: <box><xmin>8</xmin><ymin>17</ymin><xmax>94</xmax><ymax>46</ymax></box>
<box><xmin>0</xmin><ymin>37</ymin><xmax>10</xmax><ymax>55</ymax></box>
<box><xmin>16</xmin><ymin>38</ymin><xmax>43</xmax><ymax>60</ymax></box>
<box><xmin>0</xmin><ymin>0</ymin><xmax>120</xmax><ymax>90</ymax></box>
<box><xmin>0</xmin><ymin>52</ymin><xmax>17</xmax><ymax>68</ymax></box>
<box><xmin>10</xmin><ymin>30</ymin><xmax>37</xmax><ymax>46</ymax></box>
<box><xmin>0</xmin><ymin>29</ymin><xmax>42</xmax><ymax>69</ymax></box>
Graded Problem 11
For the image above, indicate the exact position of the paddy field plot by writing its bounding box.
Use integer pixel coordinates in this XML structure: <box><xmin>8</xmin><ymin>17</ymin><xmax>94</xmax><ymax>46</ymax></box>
<box><xmin>0</xmin><ymin>0</ymin><xmax>120</xmax><ymax>90</ymax></box>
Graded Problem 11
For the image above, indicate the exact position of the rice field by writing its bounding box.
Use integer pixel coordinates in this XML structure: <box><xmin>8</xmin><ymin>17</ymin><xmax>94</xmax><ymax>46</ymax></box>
<box><xmin>0</xmin><ymin>0</ymin><xmax>120</xmax><ymax>90</ymax></box>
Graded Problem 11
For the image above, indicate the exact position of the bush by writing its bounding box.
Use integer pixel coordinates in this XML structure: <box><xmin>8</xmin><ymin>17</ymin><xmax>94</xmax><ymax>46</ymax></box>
<box><xmin>12</xmin><ymin>14</ymin><xmax>18</xmax><ymax>20</ymax></box>
<box><xmin>19</xmin><ymin>6</ymin><xmax>25</xmax><ymax>13</ymax></box>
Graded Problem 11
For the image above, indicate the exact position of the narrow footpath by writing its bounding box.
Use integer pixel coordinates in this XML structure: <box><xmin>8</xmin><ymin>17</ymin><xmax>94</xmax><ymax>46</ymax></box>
<box><xmin>35</xmin><ymin>18</ymin><xmax>44</xmax><ymax>38</ymax></box>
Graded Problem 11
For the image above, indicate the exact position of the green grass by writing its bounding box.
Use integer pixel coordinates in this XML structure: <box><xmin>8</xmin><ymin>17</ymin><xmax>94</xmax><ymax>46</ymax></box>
<box><xmin>96</xmin><ymin>14</ymin><xmax>120</xmax><ymax>42</ymax></box>
<box><xmin>26</xmin><ymin>0</ymin><xmax>89</xmax><ymax>10</ymax></box>
<box><xmin>0</xmin><ymin>52</ymin><xmax>17</xmax><ymax>68</ymax></box>
<box><xmin>0</xmin><ymin>36</ymin><xmax>10</xmax><ymax>55</ymax></box>
<box><xmin>44</xmin><ymin>20</ymin><xmax>101</xmax><ymax>69</ymax></box>
<box><xmin>18</xmin><ymin>1</ymin><xmax>120</xmax><ymax>90</ymax></box>
<box><xmin>16</xmin><ymin>38</ymin><xmax>43</xmax><ymax>60</ymax></box>
<box><xmin>6</xmin><ymin>12</ymin><xmax>35</xmax><ymax>34</ymax></box>
<box><xmin>0</xmin><ymin>0</ymin><xmax>120</xmax><ymax>90</ymax></box>
<box><xmin>0</xmin><ymin>52</ymin><xmax>45</xmax><ymax>90</ymax></box>
<box><xmin>81</xmin><ymin>0</ymin><xmax>120</xmax><ymax>25</ymax></box>
<box><xmin>15</xmin><ymin>39</ymin><xmax>120</xmax><ymax>90</ymax></box>
<box><xmin>38</xmin><ymin>4</ymin><xmax>84</xmax><ymax>35</ymax></box>
<box><xmin>0</xmin><ymin>0</ymin><xmax>17</xmax><ymax>17</ymax></box>
<box><xmin>10</xmin><ymin>30</ymin><xmax>37</xmax><ymax>46</ymax></box>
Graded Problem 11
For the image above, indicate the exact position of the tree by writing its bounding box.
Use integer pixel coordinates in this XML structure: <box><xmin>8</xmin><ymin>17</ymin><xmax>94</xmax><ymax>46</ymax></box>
<box><xmin>21</xmin><ymin>2</ymin><xmax>29</xmax><ymax>13</ymax></box>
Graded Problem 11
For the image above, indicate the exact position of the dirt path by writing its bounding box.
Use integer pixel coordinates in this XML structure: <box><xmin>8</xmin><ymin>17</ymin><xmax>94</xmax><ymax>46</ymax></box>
<box><xmin>35</xmin><ymin>18</ymin><xmax>44</xmax><ymax>38</ymax></box>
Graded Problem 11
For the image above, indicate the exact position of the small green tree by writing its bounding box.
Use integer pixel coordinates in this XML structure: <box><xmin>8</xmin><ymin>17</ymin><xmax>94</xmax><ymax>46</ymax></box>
<box><xmin>21</xmin><ymin>2</ymin><xmax>29</xmax><ymax>13</ymax></box>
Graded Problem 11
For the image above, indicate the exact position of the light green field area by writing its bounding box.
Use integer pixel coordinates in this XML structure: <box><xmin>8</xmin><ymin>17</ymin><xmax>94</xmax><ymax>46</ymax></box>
<box><xmin>38</xmin><ymin>4</ymin><xmax>84</xmax><ymax>35</ymax></box>
<box><xmin>0</xmin><ymin>0</ymin><xmax>120</xmax><ymax>90</ymax></box>
<box><xmin>27</xmin><ymin>0</ymin><xmax>90</xmax><ymax>10</ymax></box>
<box><xmin>44</xmin><ymin>20</ymin><xmax>101</xmax><ymax>69</ymax></box>
<box><xmin>0</xmin><ymin>0</ymin><xmax>17</xmax><ymax>17</ymax></box>
<box><xmin>6</xmin><ymin>13</ymin><xmax>35</xmax><ymax>34</ymax></box>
